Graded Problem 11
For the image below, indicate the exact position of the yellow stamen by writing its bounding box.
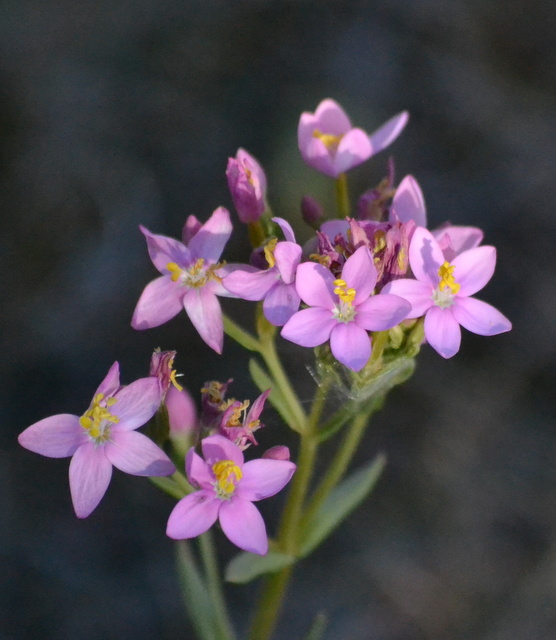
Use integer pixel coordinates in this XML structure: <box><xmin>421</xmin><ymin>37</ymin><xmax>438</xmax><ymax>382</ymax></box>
<box><xmin>212</xmin><ymin>460</ymin><xmax>242</xmax><ymax>497</ymax></box>
<box><xmin>264</xmin><ymin>238</ymin><xmax>278</xmax><ymax>269</ymax></box>
<box><xmin>79</xmin><ymin>393</ymin><xmax>119</xmax><ymax>442</ymax></box>
<box><xmin>312</xmin><ymin>129</ymin><xmax>343</xmax><ymax>152</ymax></box>
<box><xmin>166</xmin><ymin>262</ymin><xmax>183</xmax><ymax>283</ymax></box>
<box><xmin>438</xmin><ymin>261</ymin><xmax>460</xmax><ymax>294</ymax></box>
<box><xmin>333</xmin><ymin>279</ymin><xmax>356</xmax><ymax>305</ymax></box>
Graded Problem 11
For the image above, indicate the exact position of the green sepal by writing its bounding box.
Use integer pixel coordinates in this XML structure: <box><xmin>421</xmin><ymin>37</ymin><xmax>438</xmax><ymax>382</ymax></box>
<box><xmin>299</xmin><ymin>454</ymin><xmax>386</xmax><ymax>557</ymax></box>
<box><xmin>225</xmin><ymin>549</ymin><xmax>295</xmax><ymax>584</ymax></box>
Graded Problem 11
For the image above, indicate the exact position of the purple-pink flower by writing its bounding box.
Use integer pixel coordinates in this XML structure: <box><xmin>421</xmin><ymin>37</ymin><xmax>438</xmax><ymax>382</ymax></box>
<box><xmin>281</xmin><ymin>247</ymin><xmax>411</xmax><ymax>371</ymax></box>
<box><xmin>223</xmin><ymin>218</ymin><xmax>302</xmax><ymax>326</ymax></box>
<box><xmin>166</xmin><ymin>435</ymin><xmax>296</xmax><ymax>555</ymax></box>
<box><xmin>298</xmin><ymin>98</ymin><xmax>409</xmax><ymax>178</ymax></box>
<box><xmin>219</xmin><ymin>388</ymin><xmax>271</xmax><ymax>450</ymax></box>
<box><xmin>132</xmin><ymin>207</ymin><xmax>235</xmax><ymax>353</ymax></box>
<box><xmin>383</xmin><ymin>227</ymin><xmax>512</xmax><ymax>358</ymax></box>
<box><xmin>18</xmin><ymin>362</ymin><xmax>175</xmax><ymax>518</ymax></box>
<box><xmin>226</xmin><ymin>148</ymin><xmax>267</xmax><ymax>223</ymax></box>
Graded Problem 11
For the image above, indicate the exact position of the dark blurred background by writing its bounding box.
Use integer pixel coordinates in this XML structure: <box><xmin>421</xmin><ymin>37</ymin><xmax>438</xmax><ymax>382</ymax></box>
<box><xmin>1</xmin><ymin>1</ymin><xmax>555</xmax><ymax>639</ymax></box>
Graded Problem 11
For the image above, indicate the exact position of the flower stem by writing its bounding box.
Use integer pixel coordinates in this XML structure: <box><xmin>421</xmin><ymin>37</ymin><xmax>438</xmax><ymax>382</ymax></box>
<box><xmin>335</xmin><ymin>173</ymin><xmax>351</xmax><ymax>217</ymax></box>
<box><xmin>223</xmin><ymin>314</ymin><xmax>261</xmax><ymax>352</ymax></box>
<box><xmin>199</xmin><ymin>530</ymin><xmax>237</xmax><ymax>640</ymax></box>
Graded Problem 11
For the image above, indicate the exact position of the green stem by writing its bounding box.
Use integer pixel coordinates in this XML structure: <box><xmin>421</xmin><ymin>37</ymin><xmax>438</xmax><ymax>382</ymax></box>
<box><xmin>223</xmin><ymin>314</ymin><xmax>261</xmax><ymax>352</ymax></box>
<box><xmin>199</xmin><ymin>531</ymin><xmax>237</xmax><ymax>640</ymax></box>
<box><xmin>258</xmin><ymin>337</ymin><xmax>306</xmax><ymax>433</ymax></box>
<box><xmin>335</xmin><ymin>173</ymin><xmax>350</xmax><ymax>217</ymax></box>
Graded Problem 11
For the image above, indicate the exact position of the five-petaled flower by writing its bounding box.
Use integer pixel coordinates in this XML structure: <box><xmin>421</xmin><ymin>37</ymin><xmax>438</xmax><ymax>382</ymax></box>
<box><xmin>383</xmin><ymin>227</ymin><xmax>512</xmax><ymax>358</ymax></box>
<box><xmin>132</xmin><ymin>206</ymin><xmax>236</xmax><ymax>353</ymax></box>
<box><xmin>223</xmin><ymin>217</ymin><xmax>302</xmax><ymax>326</ymax></box>
<box><xmin>18</xmin><ymin>362</ymin><xmax>175</xmax><ymax>518</ymax></box>
<box><xmin>281</xmin><ymin>246</ymin><xmax>411</xmax><ymax>371</ymax></box>
<box><xmin>298</xmin><ymin>98</ymin><xmax>409</xmax><ymax>178</ymax></box>
<box><xmin>166</xmin><ymin>435</ymin><xmax>296</xmax><ymax>555</ymax></box>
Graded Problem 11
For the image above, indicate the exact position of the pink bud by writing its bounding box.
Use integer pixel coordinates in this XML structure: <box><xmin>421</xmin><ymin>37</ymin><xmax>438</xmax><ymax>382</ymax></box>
<box><xmin>262</xmin><ymin>445</ymin><xmax>290</xmax><ymax>461</ymax></box>
<box><xmin>226</xmin><ymin>148</ymin><xmax>267</xmax><ymax>223</ymax></box>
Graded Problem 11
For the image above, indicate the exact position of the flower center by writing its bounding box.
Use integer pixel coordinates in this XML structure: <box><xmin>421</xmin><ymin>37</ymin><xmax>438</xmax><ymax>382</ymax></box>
<box><xmin>433</xmin><ymin>261</ymin><xmax>460</xmax><ymax>308</ymax></box>
<box><xmin>212</xmin><ymin>460</ymin><xmax>243</xmax><ymax>499</ymax></box>
<box><xmin>166</xmin><ymin>259</ymin><xmax>224</xmax><ymax>289</ymax></box>
<box><xmin>333</xmin><ymin>279</ymin><xmax>357</xmax><ymax>322</ymax></box>
<box><xmin>79</xmin><ymin>393</ymin><xmax>119</xmax><ymax>444</ymax></box>
<box><xmin>312</xmin><ymin>129</ymin><xmax>343</xmax><ymax>153</ymax></box>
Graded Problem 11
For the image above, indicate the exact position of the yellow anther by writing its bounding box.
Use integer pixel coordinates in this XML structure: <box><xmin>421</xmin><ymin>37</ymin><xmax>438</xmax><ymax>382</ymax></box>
<box><xmin>397</xmin><ymin>247</ymin><xmax>408</xmax><ymax>272</ymax></box>
<box><xmin>264</xmin><ymin>238</ymin><xmax>278</xmax><ymax>269</ymax></box>
<box><xmin>312</xmin><ymin>129</ymin><xmax>343</xmax><ymax>152</ymax></box>
<box><xmin>79</xmin><ymin>393</ymin><xmax>119</xmax><ymax>443</ymax></box>
<box><xmin>166</xmin><ymin>262</ymin><xmax>183</xmax><ymax>282</ymax></box>
<box><xmin>333</xmin><ymin>279</ymin><xmax>356</xmax><ymax>305</ymax></box>
<box><xmin>373</xmin><ymin>230</ymin><xmax>387</xmax><ymax>254</ymax></box>
<box><xmin>169</xmin><ymin>369</ymin><xmax>183</xmax><ymax>392</ymax></box>
<box><xmin>438</xmin><ymin>261</ymin><xmax>460</xmax><ymax>294</ymax></box>
<box><xmin>212</xmin><ymin>460</ymin><xmax>243</xmax><ymax>496</ymax></box>
<box><xmin>226</xmin><ymin>400</ymin><xmax>250</xmax><ymax>427</ymax></box>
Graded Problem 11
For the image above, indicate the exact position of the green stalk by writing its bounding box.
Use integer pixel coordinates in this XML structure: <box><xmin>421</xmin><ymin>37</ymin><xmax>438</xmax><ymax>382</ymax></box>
<box><xmin>199</xmin><ymin>531</ymin><xmax>237</xmax><ymax>640</ymax></box>
<box><xmin>335</xmin><ymin>173</ymin><xmax>350</xmax><ymax>217</ymax></box>
<box><xmin>223</xmin><ymin>314</ymin><xmax>261</xmax><ymax>352</ymax></box>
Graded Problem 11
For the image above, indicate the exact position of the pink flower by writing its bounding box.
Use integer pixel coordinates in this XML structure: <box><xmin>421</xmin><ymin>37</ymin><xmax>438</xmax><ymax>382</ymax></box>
<box><xmin>219</xmin><ymin>389</ymin><xmax>271</xmax><ymax>450</ymax></box>
<box><xmin>298</xmin><ymin>98</ymin><xmax>409</xmax><ymax>178</ymax></box>
<box><xmin>383</xmin><ymin>227</ymin><xmax>512</xmax><ymax>358</ymax></box>
<box><xmin>18</xmin><ymin>362</ymin><xmax>175</xmax><ymax>518</ymax></box>
<box><xmin>132</xmin><ymin>207</ymin><xmax>236</xmax><ymax>353</ymax></box>
<box><xmin>222</xmin><ymin>218</ymin><xmax>302</xmax><ymax>326</ymax></box>
<box><xmin>281</xmin><ymin>247</ymin><xmax>411</xmax><ymax>371</ymax></box>
<box><xmin>166</xmin><ymin>435</ymin><xmax>296</xmax><ymax>555</ymax></box>
<box><xmin>226</xmin><ymin>148</ymin><xmax>267</xmax><ymax>223</ymax></box>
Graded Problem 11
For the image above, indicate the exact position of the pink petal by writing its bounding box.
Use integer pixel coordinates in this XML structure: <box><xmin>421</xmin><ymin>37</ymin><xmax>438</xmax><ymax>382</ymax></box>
<box><xmin>18</xmin><ymin>414</ymin><xmax>85</xmax><ymax>458</ymax></box>
<box><xmin>219</xmin><ymin>498</ymin><xmax>268</xmax><ymax>555</ymax></box>
<box><xmin>223</xmin><ymin>268</ymin><xmax>278</xmax><ymax>300</ymax></box>
<box><xmin>166</xmin><ymin>385</ymin><xmax>197</xmax><ymax>434</ymax></box>
<box><xmin>94</xmin><ymin>361</ymin><xmax>121</xmax><ymax>398</ymax></box>
<box><xmin>301</xmin><ymin>137</ymin><xmax>337</xmax><ymax>177</ymax></box>
<box><xmin>355</xmin><ymin>293</ymin><xmax>411</xmax><ymax>331</ymax></box>
<box><xmin>140</xmin><ymin>226</ymin><xmax>191</xmax><ymax>274</ymax></box>
<box><xmin>188</xmin><ymin>207</ymin><xmax>232</xmax><ymax>263</ymax></box>
<box><xmin>452</xmin><ymin>246</ymin><xmax>496</xmax><ymax>297</ymax></box>
<box><xmin>182</xmin><ymin>215</ymin><xmax>202</xmax><ymax>245</ymax></box>
<box><xmin>330</xmin><ymin>323</ymin><xmax>371</xmax><ymax>371</ymax></box>
<box><xmin>105</xmin><ymin>430</ymin><xmax>175</xmax><ymax>476</ymax></box>
<box><xmin>281</xmin><ymin>307</ymin><xmax>336</xmax><ymax>348</ymax></box>
<box><xmin>432</xmin><ymin>225</ymin><xmax>484</xmax><ymax>262</ymax></box>
<box><xmin>272</xmin><ymin>217</ymin><xmax>296</xmax><ymax>243</ymax></box>
<box><xmin>166</xmin><ymin>490</ymin><xmax>220</xmax><ymax>539</ymax></box>
<box><xmin>274</xmin><ymin>242</ymin><xmax>302</xmax><ymax>284</ymax></box>
<box><xmin>201</xmin><ymin>434</ymin><xmax>244</xmax><ymax>468</ymax></box>
<box><xmin>382</xmin><ymin>279</ymin><xmax>434</xmax><ymax>318</ymax></box>
<box><xmin>131</xmin><ymin>276</ymin><xmax>184</xmax><ymax>330</ymax></box>
<box><xmin>210</xmin><ymin>262</ymin><xmax>257</xmax><ymax>298</ymax></box>
<box><xmin>391</xmin><ymin>175</ymin><xmax>427</xmax><ymax>227</ymax></box>
<box><xmin>183</xmin><ymin>288</ymin><xmax>224</xmax><ymax>353</ymax></box>
<box><xmin>341</xmin><ymin>247</ymin><xmax>377</xmax><ymax>303</ymax></box>
<box><xmin>69</xmin><ymin>443</ymin><xmax>113</xmax><ymax>518</ymax></box>
<box><xmin>111</xmin><ymin>377</ymin><xmax>161</xmax><ymax>430</ymax></box>
<box><xmin>424</xmin><ymin>306</ymin><xmax>461</xmax><ymax>358</ymax></box>
<box><xmin>263</xmin><ymin>282</ymin><xmax>300</xmax><ymax>326</ymax></box>
<box><xmin>186</xmin><ymin>448</ymin><xmax>214</xmax><ymax>489</ymax></box>
<box><xmin>451</xmin><ymin>297</ymin><xmax>512</xmax><ymax>336</ymax></box>
<box><xmin>409</xmin><ymin>227</ymin><xmax>444</xmax><ymax>286</ymax></box>
<box><xmin>312</xmin><ymin>98</ymin><xmax>352</xmax><ymax>134</ymax></box>
<box><xmin>295</xmin><ymin>261</ymin><xmax>336</xmax><ymax>309</ymax></box>
<box><xmin>334</xmin><ymin>128</ymin><xmax>373</xmax><ymax>174</ymax></box>
<box><xmin>368</xmin><ymin>111</ymin><xmax>409</xmax><ymax>154</ymax></box>
<box><xmin>238</xmin><ymin>459</ymin><xmax>296</xmax><ymax>501</ymax></box>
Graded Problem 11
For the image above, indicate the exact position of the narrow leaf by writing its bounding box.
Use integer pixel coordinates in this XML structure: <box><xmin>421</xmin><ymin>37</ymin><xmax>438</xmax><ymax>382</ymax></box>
<box><xmin>300</xmin><ymin>454</ymin><xmax>386</xmax><ymax>557</ymax></box>
<box><xmin>225</xmin><ymin>549</ymin><xmax>295</xmax><ymax>584</ymax></box>
<box><xmin>175</xmin><ymin>541</ymin><xmax>217</xmax><ymax>640</ymax></box>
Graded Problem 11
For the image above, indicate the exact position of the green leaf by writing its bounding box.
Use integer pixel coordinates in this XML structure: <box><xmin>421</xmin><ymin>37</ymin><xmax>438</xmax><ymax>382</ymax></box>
<box><xmin>248</xmin><ymin>358</ymin><xmax>296</xmax><ymax>429</ymax></box>
<box><xmin>225</xmin><ymin>549</ymin><xmax>295</xmax><ymax>584</ymax></box>
<box><xmin>300</xmin><ymin>454</ymin><xmax>387</xmax><ymax>557</ymax></box>
<box><xmin>175</xmin><ymin>541</ymin><xmax>218</xmax><ymax>640</ymax></box>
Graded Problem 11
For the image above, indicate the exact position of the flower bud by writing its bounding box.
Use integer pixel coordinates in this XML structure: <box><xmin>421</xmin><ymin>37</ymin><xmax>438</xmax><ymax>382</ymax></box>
<box><xmin>262</xmin><ymin>446</ymin><xmax>290</xmax><ymax>461</ymax></box>
<box><xmin>301</xmin><ymin>195</ymin><xmax>323</xmax><ymax>227</ymax></box>
<box><xmin>226</xmin><ymin>148</ymin><xmax>267</xmax><ymax>223</ymax></box>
